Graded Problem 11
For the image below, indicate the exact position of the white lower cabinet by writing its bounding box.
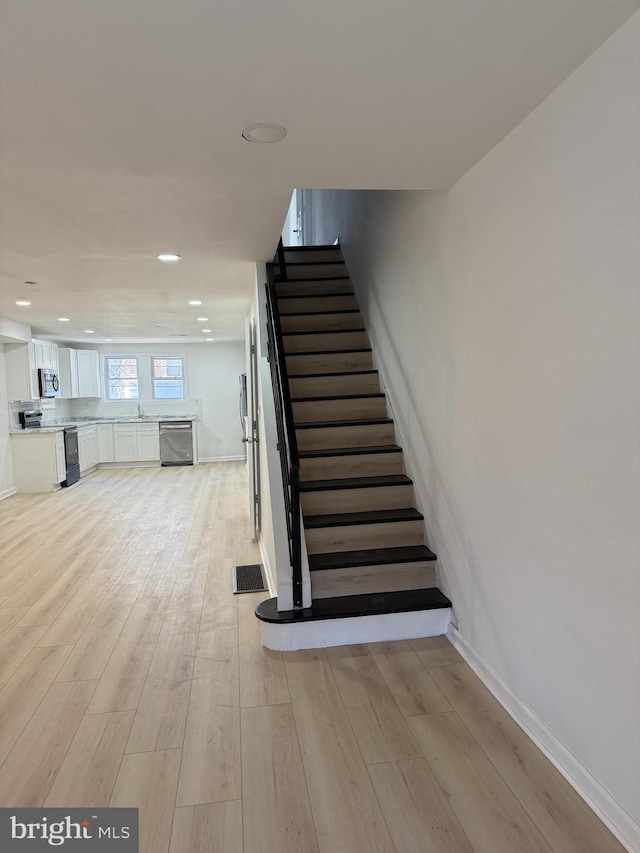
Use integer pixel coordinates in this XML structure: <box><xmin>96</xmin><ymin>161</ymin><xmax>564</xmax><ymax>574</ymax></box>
<box><xmin>113</xmin><ymin>422</ymin><xmax>159</xmax><ymax>462</ymax></box>
<box><xmin>97</xmin><ymin>423</ymin><xmax>114</xmax><ymax>463</ymax></box>
<box><xmin>137</xmin><ymin>423</ymin><xmax>160</xmax><ymax>461</ymax></box>
<box><xmin>78</xmin><ymin>425</ymin><xmax>98</xmax><ymax>473</ymax></box>
<box><xmin>11</xmin><ymin>432</ymin><xmax>65</xmax><ymax>492</ymax></box>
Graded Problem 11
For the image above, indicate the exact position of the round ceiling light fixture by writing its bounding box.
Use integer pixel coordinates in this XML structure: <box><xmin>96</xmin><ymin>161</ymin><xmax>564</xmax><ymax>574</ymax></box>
<box><xmin>242</xmin><ymin>123</ymin><xmax>287</xmax><ymax>144</ymax></box>
<box><xmin>157</xmin><ymin>253</ymin><xmax>181</xmax><ymax>262</ymax></box>
<box><xmin>58</xmin><ymin>317</ymin><xmax>70</xmax><ymax>322</ymax></box>
<box><xmin>188</xmin><ymin>300</ymin><xmax>202</xmax><ymax>306</ymax></box>
<box><xmin>205</xmin><ymin>338</ymin><xmax>214</xmax><ymax>342</ymax></box>
<box><xmin>16</xmin><ymin>300</ymin><xmax>31</xmax><ymax>306</ymax></box>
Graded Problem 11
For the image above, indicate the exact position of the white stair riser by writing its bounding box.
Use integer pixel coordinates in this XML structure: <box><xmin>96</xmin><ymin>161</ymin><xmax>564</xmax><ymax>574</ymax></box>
<box><xmin>280</xmin><ymin>312</ymin><xmax>363</xmax><ymax>333</ymax></box>
<box><xmin>283</xmin><ymin>330</ymin><xmax>369</xmax><ymax>353</ymax></box>
<box><xmin>300</xmin><ymin>452</ymin><xmax>403</xmax><ymax>481</ymax></box>
<box><xmin>287</xmin><ymin>351</ymin><xmax>373</xmax><ymax>375</ymax></box>
<box><xmin>260</xmin><ymin>608</ymin><xmax>451</xmax><ymax>651</ymax></box>
<box><xmin>282</xmin><ymin>249</ymin><xmax>344</xmax><ymax>263</ymax></box>
<box><xmin>293</xmin><ymin>396</ymin><xmax>387</xmax><ymax>423</ymax></box>
<box><xmin>301</xmin><ymin>484</ymin><xmax>414</xmax><ymax>515</ymax></box>
<box><xmin>276</xmin><ymin>279</ymin><xmax>354</xmax><ymax>297</ymax></box>
<box><xmin>279</xmin><ymin>295</ymin><xmax>358</xmax><ymax>314</ymax></box>
<box><xmin>311</xmin><ymin>562</ymin><xmax>437</xmax><ymax>598</ymax></box>
<box><xmin>283</xmin><ymin>263</ymin><xmax>347</xmax><ymax>279</ymax></box>
<box><xmin>296</xmin><ymin>422</ymin><xmax>395</xmax><ymax>451</ymax></box>
<box><xmin>306</xmin><ymin>520</ymin><xmax>424</xmax><ymax>554</ymax></box>
<box><xmin>289</xmin><ymin>373</ymin><xmax>380</xmax><ymax>397</ymax></box>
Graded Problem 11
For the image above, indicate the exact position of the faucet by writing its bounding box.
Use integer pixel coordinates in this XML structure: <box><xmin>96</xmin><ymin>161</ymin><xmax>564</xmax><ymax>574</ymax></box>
<box><xmin>137</xmin><ymin>402</ymin><xmax>143</xmax><ymax>418</ymax></box>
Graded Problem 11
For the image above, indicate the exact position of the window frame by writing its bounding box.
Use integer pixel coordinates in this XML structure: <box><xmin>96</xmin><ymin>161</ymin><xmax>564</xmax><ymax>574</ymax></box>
<box><xmin>104</xmin><ymin>356</ymin><xmax>140</xmax><ymax>402</ymax></box>
<box><xmin>151</xmin><ymin>355</ymin><xmax>185</xmax><ymax>400</ymax></box>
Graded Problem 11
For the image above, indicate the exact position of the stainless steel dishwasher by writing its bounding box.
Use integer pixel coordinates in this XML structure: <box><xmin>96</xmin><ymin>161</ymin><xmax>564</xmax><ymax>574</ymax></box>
<box><xmin>159</xmin><ymin>421</ymin><xmax>193</xmax><ymax>466</ymax></box>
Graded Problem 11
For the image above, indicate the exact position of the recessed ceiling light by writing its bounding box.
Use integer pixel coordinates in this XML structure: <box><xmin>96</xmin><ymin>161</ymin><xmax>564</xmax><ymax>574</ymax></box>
<box><xmin>16</xmin><ymin>300</ymin><xmax>31</xmax><ymax>306</ymax></box>
<box><xmin>84</xmin><ymin>329</ymin><xmax>95</xmax><ymax>334</ymax></box>
<box><xmin>202</xmin><ymin>329</ymin><xmax>212</xmax><ymax>333</ymax></box>
<box><xmin>188</xmin><ymin>300</ymin><xmax>202</xmax><ymax>306</ymax></box>
<box><xmin>157</xmin><ymin>253</ymin><xmax>181</xmax><ymax>262</ymax></box>
<box><xmin>196</xmin><ymin>317</ymin><xmax>209</xmax><ymax>322</ymax></box>
<box><xmin>205</xmin><ymin>338</ymin><xmax>214</xmax><ymax>342</ymax></box>
<box><xmin>242</xmin><ymin>123</ymin><xmax>287</xmax><ymax>143</ymax></box>
<box><xmin>58</xmin><ymin>317</ymin><xmax>70</xmax><ymax>322</ymax></box>
<box><xmin>104</xmin><ymin>339</ymin><xmax>113</xmax><ymax>342</ymax></box>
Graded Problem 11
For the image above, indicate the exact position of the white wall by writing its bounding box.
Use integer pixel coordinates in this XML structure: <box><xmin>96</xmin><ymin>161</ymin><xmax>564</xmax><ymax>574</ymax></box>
<box><xmin>68</xmin><ymin>342</ymin><xmax>246</xmax><ymax>461</ymax></box>
<box><xmin>307</xmin><ymin>12</ymin><xmax>640</xmax><ymax>845</ymax></box>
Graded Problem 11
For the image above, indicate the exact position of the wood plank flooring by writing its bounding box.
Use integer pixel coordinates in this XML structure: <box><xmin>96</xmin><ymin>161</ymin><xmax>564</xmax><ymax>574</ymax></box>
<box><xmin>0</xmin><ymin>463</ymin><xmax>626</xmax><ymax>852</ymax></box>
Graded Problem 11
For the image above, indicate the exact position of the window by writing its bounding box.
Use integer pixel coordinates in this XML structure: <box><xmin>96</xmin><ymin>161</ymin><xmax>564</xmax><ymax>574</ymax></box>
<box><xmin>105</xmin><ymin>357</ymin><xmax>139</xmax><ymax>400</ymax></box>
<box><xmin>152</xmin><ymin>357</ymin><xmax>184</xmax><ymax>399</ymax></box>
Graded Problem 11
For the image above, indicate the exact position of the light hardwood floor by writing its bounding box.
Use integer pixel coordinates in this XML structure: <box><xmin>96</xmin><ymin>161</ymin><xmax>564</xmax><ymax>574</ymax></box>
<box><xmin>0</xmin><ymin>463</ymin><xmax>625</xmax><ymax>852</ymax></box>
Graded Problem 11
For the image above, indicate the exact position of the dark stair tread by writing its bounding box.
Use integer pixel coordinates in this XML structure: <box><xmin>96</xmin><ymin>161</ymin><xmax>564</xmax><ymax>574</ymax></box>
<box><xmin>286</xmin><ymin>348</ymin><xmax>372</xmax><ymax>358</ymax></box>
<box><xmin>275</xmin><ymin>275</ymin><xmax>351</xmax><ymax>283</ymax></box>
<box><xmin>288</xmin><ymin>369</ymin><xmax>379</xmax><ymax>379</ymax></box>
<box><xmin>309</xmin><ymin>545</ymin><xmax>438</xmax><ymax>571</ymax></box>
<box><xmin>299</xmin><ymin>444</ymin><xmax>402</xmax><ymax>459</ymax></box>
<box><xmin>281</xmin><ymin>244</ymin><xmax>341</xmax><ymax>251</ymax></box>
<box><xmin>278</xmin><ymin>294</ymin><xmax>356</xmax><ymax>302</ymax></box>
<box><xmin>293</xmin><ymin>393</ymin><xmax>385</xmax><ymax>402</ymax></box>
<box><xmin>255</xmin><ymin>587</ymin><xmax>450</xmax><ymax>624</ymax></box>
<box><xmin>300</xmin><ymin>474</ymin><xmax>412</xmax><ymax>492</ymax></box>
<box><xmin>304</xmin><ymin>507</ymin><xmax>423</xmax><ymax>529</ymax></box>
<box><xmin>282</xmin><ymin>328</ymin><xmax>366</xmax><ymax>336</ymax></box>
<box><xmin>280</xmin><ymin>260</ymin><xmax>346</xmax><ymax>266</ymax></box>
<box><xmin>279</xmin><ymin>309</ymin><xmax>361</xmax><ymax>317</ymax></box>
<box><xmin>296</xmin><ymin>417</ymin><xmax>393</xmax><ymax>430</ymax></box>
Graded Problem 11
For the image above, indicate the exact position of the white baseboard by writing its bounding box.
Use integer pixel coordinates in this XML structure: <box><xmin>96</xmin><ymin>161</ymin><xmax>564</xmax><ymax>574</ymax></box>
<box><xmin>0</xmin><ymin>487</ymin><xmax>16</xmax><ymax>501</ymax></box>
<box><xmin>447</xmin><ymin>626</ymin><xmax>640</xmax><ymax>853</ymax></box>
<box><xmin>260</xmin><ymin>607</ymin><xmax>451</xmax><ymax>652</ymax></box>
<box><xmin>198</xmin><ymin>455</ymin><xmax>245</xmax><ymax>462</ymax></box>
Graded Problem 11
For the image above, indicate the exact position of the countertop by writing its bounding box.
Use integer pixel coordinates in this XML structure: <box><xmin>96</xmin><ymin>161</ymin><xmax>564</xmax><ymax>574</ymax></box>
<box><xmin>10</xmin><ymin>415</ymin><xmax>196</xmax><ymax>435</ymax></box>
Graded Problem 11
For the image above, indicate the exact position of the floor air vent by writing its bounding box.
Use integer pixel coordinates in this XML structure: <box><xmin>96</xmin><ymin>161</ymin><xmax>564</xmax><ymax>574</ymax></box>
<box><xmin>233</xmin><ymin>563</ymin><xmax>267</xmax><ymax>594</ymax></box>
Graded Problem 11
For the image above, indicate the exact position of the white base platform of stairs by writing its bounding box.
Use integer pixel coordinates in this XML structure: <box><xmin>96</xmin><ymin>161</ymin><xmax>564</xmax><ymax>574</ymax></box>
<box><xmin>259</xmin><ymin>605</ymin><xmax>451</xmax><ymax>651</ymax></box>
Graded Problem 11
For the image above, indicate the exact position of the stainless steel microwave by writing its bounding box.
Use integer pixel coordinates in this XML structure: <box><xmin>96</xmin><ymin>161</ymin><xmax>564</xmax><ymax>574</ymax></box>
<box><xmin>39</xmin><ymin>368</ymin><xmax>61</xmax><ymax>398</ymax></box>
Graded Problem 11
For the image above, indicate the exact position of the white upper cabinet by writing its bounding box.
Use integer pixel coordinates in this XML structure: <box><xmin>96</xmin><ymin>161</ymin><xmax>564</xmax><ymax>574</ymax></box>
<box><xmin>58</xmin><ymin>348</ymin><xmax>101</xmax><ymax>398</ymax></box>
<box><xmin>5</xmin><ymin>342</ymin><xmax>38</xmax><ymax>401</ymax></box>
<box><xmin>76</xmin><ymin>349</ymin><xmax>101</xmax><ymax>398</ymax></box>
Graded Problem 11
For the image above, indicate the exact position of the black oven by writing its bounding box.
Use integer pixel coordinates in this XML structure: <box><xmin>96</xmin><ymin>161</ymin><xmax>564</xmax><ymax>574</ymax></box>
<box><xmin>61</xmin><ymin>427</ymin><xmax>80</xmax><ymax>487</ymax></box>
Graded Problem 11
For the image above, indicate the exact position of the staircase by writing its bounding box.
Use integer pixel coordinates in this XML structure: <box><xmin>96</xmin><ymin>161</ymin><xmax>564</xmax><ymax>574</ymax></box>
<box><xmin>256</xmin><ymin>244</ymin><xmax>451</xmax><ymax>649</ymax></box>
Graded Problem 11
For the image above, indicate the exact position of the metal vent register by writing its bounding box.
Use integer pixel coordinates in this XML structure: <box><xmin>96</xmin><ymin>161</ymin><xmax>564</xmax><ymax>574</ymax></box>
<box><xmin>233</xmin><ymin>564</ymin><xmax>267</xmax><ymax>594</ymax></box>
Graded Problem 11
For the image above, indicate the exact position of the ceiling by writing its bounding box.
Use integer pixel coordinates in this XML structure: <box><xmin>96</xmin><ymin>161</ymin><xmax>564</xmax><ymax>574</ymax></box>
<box><xmin>1</xmin><ymin>0</ymin><xmax>637</xmax><ymax>345</ymax></box>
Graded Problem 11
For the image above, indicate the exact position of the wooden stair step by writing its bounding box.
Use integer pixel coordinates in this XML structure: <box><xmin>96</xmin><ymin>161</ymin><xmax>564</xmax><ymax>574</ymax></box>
<box><xmin>295</xmin><ymin>418</ymin><xmax>395</xmax><ymax>451</ymax></box>
<box><xmin>299</xmin><ymin>444</ymin><xmax>404</xmax><ymax>482</ymax></box>
<box><xmin>308</xmin><ymin>544</ymin><xmax>437</xmax><ymax>570</ymax></box>
<box><xmin>278</xmin><ymin>294</ymin><xmax>358</xmax><ymax>312</ymax></box>
<box><xmin>288</xmin><ymin>370</ymin><xmax>380</xmax><ymax>396</ymax></box>
<box><xmin>276</xmin><ymin>278</ymin><xmax>354</xmax><ymax>296</ymax></box>
<box><xmin>255</xmin><ymin>587</ymin><xmax>451</xmax><ymax>623</ymax></box>
<box><xmin>297</xmin><ymin>417</ymin><xmax>393</xmax><ymax>430</ymax></box>
<box><xmin>300</xmin><ymin>474</ymin><xmax>413</xmax><ymax>515</ymax></box>
<box><xmin>277</xmin><ymin>264</ymin><xmax>347</xmax><ymax>280</ymax></box>
<box><xmin>305</xmin><ymin>507</ymin><xmax>423</xmax><ymax>529</ymax></box>
<box><xmin>293</xmin><ymin>392</ymin><xmax>386</xmax><ymax>403</ymax></box>
<box><xmin>286</xmin><ymin>350</ymin><xmax>373</xmax><ymax>375</ymax></box>
<box><xmin>300</xmin><ymin>473</ymin><xmax>412</xmax><ymax>491</ymax></box>
<box><xmin>304</xmin><ymin>508</ymin><xmax>424</xmax><ymax>555</ymax></box>
<box><xmin>283</xmin><ymin>329</ymin><xmax>369</xmax><ymax>353</ymax></box>
<box><xmin>310</xmin><ymin>561</ymin><xmax>437</xmax><ymax>599</ymax></box>
<box><xmin>280</xmin><ymin>311</ymin><xmax>363</xmax><ymax>333</ymax></box>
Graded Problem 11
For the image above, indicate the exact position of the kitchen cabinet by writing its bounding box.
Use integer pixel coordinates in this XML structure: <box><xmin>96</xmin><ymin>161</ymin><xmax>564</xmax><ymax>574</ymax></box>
<box><xmin>58</xmin><ymin>348</ymin><xmax>100</xmax><ymax>398</ymax></box>
<box><xmin>78</xmin><ymin>425</ymin><xmax>98</xmax><ymax>473</ymax></box>
<box><xmin>113</xmin><ymin>422</ymin><xmax>159</xmax><ymax>462</ymax></box>
<box><xmin>32</xmin><ymin>338</ymin><xmax>59</xmax><ymax>372</ymax></box>
<box><xmin>58</xmin><ymin>348</ymin><xmax>79</xmax><ymax>398</ymax></box>
<box><xmin>137</xmin><ymin>422</ymin><xmax>160</xmax><ymax>461</ymax></box>
<box><xmin>4</xmin><ymin>342</ymin><xmax>38</xmax><ymax>401</ymax></box>
<box><xmin>77</xmin><ymin>349</ymin><xmax>101</xmax><ymax>398</ymax></box>
<box><xmin>10</xmin><ymin>432</ymin><xmax>65</xmax><ymax>492</ymax></box>
<box><xmin>97</xmin><ymin>423</ymin><xmax>114</xmax><ymax>463</ymax></box>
